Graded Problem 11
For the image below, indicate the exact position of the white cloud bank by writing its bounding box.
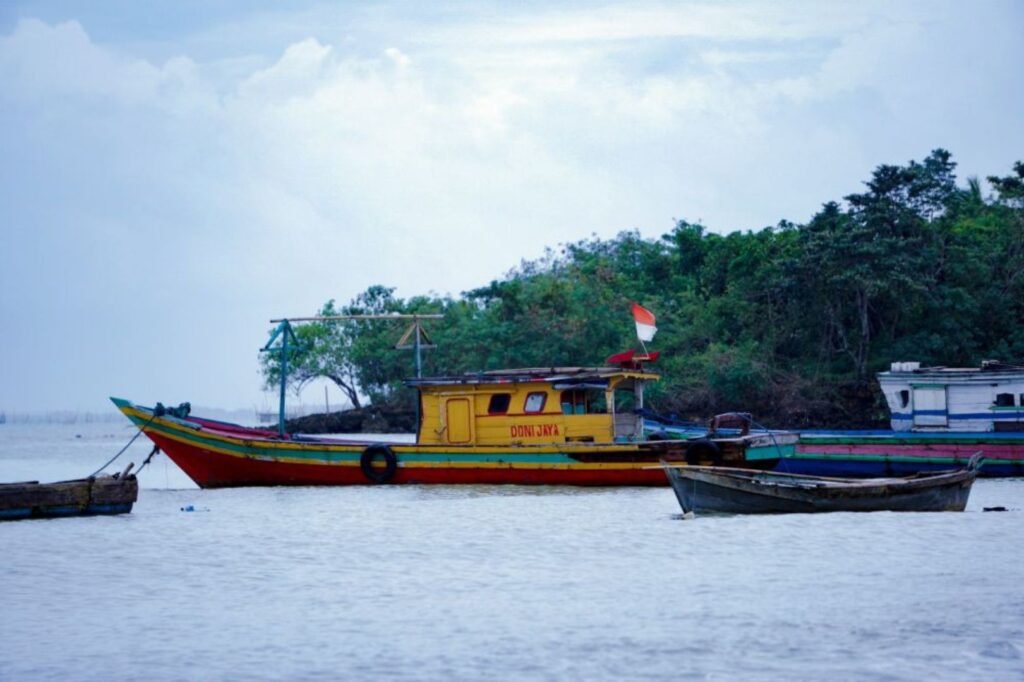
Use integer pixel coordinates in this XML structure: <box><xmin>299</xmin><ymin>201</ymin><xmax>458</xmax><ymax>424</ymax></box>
<box><xmin>0</xmin><ymin>1</ymin><xmax>1021</xmax><ymax>412</ymax></box>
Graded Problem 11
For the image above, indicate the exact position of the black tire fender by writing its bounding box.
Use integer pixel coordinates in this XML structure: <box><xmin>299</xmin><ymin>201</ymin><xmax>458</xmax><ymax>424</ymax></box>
<box><xmin>685</xmin><ymin>439</ymin><xmax>722</xmax><ymax>466</ymax></box>
<box><xmin>360</xmin><ymin>444</ymin><xmax>398</xmax><ymax>484</ymax></box>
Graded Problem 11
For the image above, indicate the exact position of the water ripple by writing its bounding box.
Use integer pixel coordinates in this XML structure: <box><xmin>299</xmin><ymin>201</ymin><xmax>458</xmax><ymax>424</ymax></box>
<box><xmin>2</xmin><ymin>423</ymin><xmax>1024</xmax><ymax>680</ymax></box>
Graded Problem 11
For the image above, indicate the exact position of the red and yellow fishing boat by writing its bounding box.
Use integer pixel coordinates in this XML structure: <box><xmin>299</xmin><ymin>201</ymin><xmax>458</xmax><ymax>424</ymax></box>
<box><xmin>111</xmin><ymin>355</ymin><xmax>792</xmax><ymax>488</ymax></box>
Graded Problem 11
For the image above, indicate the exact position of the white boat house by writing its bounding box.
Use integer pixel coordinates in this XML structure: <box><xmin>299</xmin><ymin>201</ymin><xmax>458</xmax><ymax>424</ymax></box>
<box><xmin>878</xmin><ymin>361</ymin><xmax>1024</xmax><ymax>432</ymax></box>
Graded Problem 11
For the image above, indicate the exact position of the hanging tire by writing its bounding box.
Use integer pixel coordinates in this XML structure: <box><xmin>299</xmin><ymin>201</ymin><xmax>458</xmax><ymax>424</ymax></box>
<box><xmin>685</xmin><ymin>439</ymin><xmax>722</xmax><ymax>466</ymax></box>
<box><xmin>360</xmin><ymin>445</ymin><xmax>398</xmax><ymax>484</ymax></box>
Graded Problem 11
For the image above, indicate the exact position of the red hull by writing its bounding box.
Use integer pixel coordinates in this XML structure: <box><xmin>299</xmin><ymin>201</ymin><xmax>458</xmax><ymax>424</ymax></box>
<box><xmin>145</xmin><ymin>431</ymin><xmax>669</xmax><ymax>488</ymax></box>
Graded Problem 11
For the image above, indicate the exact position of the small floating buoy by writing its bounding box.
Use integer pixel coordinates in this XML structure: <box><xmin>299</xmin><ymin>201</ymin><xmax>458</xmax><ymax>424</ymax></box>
<box><xmin>983</xmin><ymin>506</ymin><xmax>1008</xmax><ymax>512</ymax></box>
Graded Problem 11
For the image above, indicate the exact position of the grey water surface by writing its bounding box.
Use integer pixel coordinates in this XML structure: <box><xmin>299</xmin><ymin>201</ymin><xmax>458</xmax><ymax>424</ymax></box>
<box><xmin>2</xmin><ymin>422</ymin><xmax>1023</xmax><ymax>681</ymax></box>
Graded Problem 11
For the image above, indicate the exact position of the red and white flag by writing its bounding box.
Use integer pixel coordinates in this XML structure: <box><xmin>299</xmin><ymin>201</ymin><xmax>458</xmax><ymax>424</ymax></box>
<box><xmin>631</xmin><ymin>303</ymin><xmax>657</xmax><ymax>343</ymax></box>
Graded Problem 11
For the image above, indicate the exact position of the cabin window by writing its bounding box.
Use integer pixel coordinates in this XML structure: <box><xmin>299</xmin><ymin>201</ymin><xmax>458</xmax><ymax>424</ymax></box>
<box><xmin>995</xmin><ymin>393</ymin><xmax>1015</xmax><ymax>407</ymax></box>
<box><xmin>524</xmin><ymin>392</ymin><xmax>547</xmax><ymax>413</ymax></box>
<box><xmin>488</xmin><ymin>393</ymin><xmax>511</xmax><ymax>415</ymax></box>
<box><xmin>561</xmin><ymin>390</ymin><xmax>583</xmax><ymax>415</ymax></box>
<box><xmin>560</xmin><ymin>389</ymin><xmax>607</xmax><ymax>415</ymax></box>
<box><xmin>898</xmin><ymin>390</ymin><xmax>910</xmax><ymax>408</ymax></box>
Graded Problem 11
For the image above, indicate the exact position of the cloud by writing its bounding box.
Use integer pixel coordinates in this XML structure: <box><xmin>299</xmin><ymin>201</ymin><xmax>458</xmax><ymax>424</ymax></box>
<box><xmin>384</xmin><ymin>47</ymin><xmax>410</xmax><ymax>68</ymax></box>
<box><xmin>0</xmin><ymin>2</ymin><xmax>1021</xmax><ymax>411</ymax></box>
<box><xmin>236</xmin><ymin>37</ymin><xmax>333</xmax><ymax>100</ymax></box>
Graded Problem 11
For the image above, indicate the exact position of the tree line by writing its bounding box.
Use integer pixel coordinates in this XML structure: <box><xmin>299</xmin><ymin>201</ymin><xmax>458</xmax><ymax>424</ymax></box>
<box><xmin>262</xmin><ymin>150</ymin><xmax>1024</xmax><ymax>428</ymax></box>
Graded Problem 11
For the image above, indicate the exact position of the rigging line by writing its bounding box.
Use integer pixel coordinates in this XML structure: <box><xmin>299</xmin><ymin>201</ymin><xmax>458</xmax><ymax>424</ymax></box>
<box><xmin>748</xmin><ymin>415</ymin><xmax>786</xmax><ymax>459</ymax></box>
<box><xmin>133</xmin><ymin>445</ymin><xmax>161</xmax><ymax>476</ymax></box>
<box><xmin>712</xmin><ymin>412</ymin><xmax>785</xmax><ymax>459</ymax></box>
<box><xmin>90</xmin><ymin>414</ymin><xmax>158</xmax><ymax>478</ymax></box>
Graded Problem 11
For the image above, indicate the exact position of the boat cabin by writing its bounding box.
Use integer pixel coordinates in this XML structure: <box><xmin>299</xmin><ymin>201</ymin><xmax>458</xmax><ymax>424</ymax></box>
<box><xmin>878</xmin><ymin>361</ymin><xmax>1024</xmax><ymax>432</ymax></box>
<box><xmin>407</xmin><ymin>366</ymin><xmax>659</xmax><ymax>446</ymax></box>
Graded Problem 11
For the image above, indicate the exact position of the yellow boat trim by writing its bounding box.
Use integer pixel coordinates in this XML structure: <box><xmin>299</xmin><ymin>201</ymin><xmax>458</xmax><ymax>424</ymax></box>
<box><xmin>121</xmin><ymin>405</ymin><xmax>653</xmax><ymax>470</ymax></box>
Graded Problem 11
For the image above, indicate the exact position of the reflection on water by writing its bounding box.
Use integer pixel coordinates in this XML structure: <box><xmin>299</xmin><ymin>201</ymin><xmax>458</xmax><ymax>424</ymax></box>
<box><xmin>2</xmin><ymin>422</ymin><xmax>1023</xmax><ymax>680</ymax></box>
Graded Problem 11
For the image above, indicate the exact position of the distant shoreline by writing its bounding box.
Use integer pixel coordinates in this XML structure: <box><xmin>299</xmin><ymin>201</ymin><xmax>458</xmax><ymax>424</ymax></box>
<box><xmin>0</xmin><ymin>411</ymin><xmax>123</xmax><ymax>425</ymax></box>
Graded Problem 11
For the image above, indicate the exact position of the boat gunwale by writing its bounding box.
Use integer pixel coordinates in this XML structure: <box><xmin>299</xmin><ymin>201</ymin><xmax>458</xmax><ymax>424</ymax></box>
<box><xmin>114</xmin><ymin>399</ymin><xmax>693</xmax><ymax>464</ymax></box>
<box><xmin>663</xmin><ymin>461</ymin><xmax>977</xmax><ymax>495</ymax></box>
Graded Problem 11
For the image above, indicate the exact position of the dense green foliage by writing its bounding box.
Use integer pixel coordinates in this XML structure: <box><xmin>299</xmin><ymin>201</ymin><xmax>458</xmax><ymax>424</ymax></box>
<box><xmin>262</xmin><ymin>151</ymin><xmax>1024</xmax><ymax>427</ymax></box>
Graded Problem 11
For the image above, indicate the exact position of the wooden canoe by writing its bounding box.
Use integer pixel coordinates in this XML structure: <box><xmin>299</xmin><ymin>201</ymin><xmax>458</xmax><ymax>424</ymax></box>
<box><xmin>663</xmin><ymin>454</ymin><xmax>981</xmax><ymax>515</ymax></box>
<box><xmin>0</xmin><ymin>471</ymin><xmax>138</xmax><ymax>520</ymax></box>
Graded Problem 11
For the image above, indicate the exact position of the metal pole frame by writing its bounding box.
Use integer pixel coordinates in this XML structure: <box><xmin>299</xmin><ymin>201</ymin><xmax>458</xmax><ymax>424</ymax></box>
<box><xmin>262</xmin><ymin>313</ymin><xmax>443</xmax><ymax>438</ymax></box>
<box><xmin>260</xmin><ymin>319</ymin><xmax>301</xmax><ymax>438</ymax></box>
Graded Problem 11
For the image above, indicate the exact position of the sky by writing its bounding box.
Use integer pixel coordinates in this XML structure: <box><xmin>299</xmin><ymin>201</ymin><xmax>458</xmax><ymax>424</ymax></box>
<box><xmin>1</xmin><ymin>1</ymin><xmax>1022</xmax><ymax>416</ymax></box>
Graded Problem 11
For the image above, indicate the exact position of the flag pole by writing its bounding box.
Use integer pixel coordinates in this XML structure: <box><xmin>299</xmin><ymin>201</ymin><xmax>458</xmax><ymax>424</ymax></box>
<box><xmin>631</xmin><ymin>302</ymin><xmax>657</xmax><ymax>358</ymax></box>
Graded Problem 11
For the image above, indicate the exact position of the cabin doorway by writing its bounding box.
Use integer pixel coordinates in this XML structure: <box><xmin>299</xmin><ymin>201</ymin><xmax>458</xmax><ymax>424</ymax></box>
<box><xmin>913</xmin><ymin>386</ymin><xmax>948</xmax><ymax>427</ymax></box>
<box><xmin>445</xmin><ymin>398</ymin><xmax>473</xmax><ymax>443</ymax></box>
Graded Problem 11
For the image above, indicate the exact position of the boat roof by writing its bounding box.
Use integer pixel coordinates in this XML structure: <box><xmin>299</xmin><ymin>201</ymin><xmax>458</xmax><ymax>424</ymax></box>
<box><xmin>879</xmin><ymin>361</ymin><xmax>1024</xmax><ymax>377</ymax></box>
<box><xmin>406</xmin><ymin>366</ymin><xmax>659</xmax><ymax>388</ymax></box>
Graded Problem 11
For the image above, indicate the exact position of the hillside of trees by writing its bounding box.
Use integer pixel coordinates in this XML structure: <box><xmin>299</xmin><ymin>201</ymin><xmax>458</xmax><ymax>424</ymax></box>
<box><xmin>263</xmin><ymin>150</ymin><xmax>1024</xmax><ymax>429</ymax></box>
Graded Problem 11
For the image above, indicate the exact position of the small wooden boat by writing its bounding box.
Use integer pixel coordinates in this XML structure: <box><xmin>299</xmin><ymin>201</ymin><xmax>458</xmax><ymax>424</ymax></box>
<box><xmin>663</xmin><ymin>454</ymin><xmax>981</xmax><ymax>516</ymax></box>
<box><xmin>0</xmin><ymin>465</ymin><xmax>138</xmax><ymax>520</ymax></box>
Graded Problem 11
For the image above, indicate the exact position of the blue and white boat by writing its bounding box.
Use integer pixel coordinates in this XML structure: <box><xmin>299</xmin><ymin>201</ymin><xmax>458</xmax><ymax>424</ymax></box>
<box><xmin>782</xmin><ymin>361</ymin><xmax>1024</xmax><ymax>477</ymax></box>
<box><xmin>877</xmin><ymin>361</ymin><xmax>1024</xmax><ymax>432</ymax></box>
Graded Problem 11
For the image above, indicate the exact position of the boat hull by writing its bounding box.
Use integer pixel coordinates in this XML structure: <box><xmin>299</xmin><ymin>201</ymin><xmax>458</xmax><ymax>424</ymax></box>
<box><xmin>112</xmin><ymin>398</ymin><xmax>709</xmax><ymax>488</ymax></box>
<box><xmin>780</xmin><ymin>431</ymin><xmax>1024</xmax><ymax>478</ymax></box>
<box><xmin>664</xmin><ymin>463</ymin><xmax>977</xmax><ymax>515</ymax></box>
<box><xmin>0</xmin><ymin>475</ymin><xmax>138</xmax><ymax>520</ymax></box>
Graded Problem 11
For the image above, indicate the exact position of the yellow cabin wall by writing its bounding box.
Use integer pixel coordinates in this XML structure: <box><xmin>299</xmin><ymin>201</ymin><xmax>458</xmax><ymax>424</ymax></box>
<box><xmin>416</xmin><ymin>382</ymin><xmax>618</xmax><ymax>445</ymax></box>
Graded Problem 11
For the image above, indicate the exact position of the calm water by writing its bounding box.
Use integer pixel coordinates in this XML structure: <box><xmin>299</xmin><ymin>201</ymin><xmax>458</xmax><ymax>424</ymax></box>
<box><xmin>2</xmin><ymin>422</ymin><xmax>1024</xmax><ymax>681</ymax></box>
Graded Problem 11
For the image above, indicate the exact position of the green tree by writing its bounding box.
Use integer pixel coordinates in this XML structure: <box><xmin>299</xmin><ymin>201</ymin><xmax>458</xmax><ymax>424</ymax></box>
<box><xmin>792</xmin><ymin>150</ymin><xmax>958</xmax><ymax>379</ymax></box>
<box><xmin>988</xmin><ymin>161</ymin><xmax>1024</xmax><ymax>206</ymax></box>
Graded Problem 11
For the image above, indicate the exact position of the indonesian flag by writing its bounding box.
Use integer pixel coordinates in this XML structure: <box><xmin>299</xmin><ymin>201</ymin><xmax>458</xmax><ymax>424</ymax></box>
<box><xmin>631</xmin><ymin>303</ymin><xmax>657</xmax><ymax>342</ymax></box>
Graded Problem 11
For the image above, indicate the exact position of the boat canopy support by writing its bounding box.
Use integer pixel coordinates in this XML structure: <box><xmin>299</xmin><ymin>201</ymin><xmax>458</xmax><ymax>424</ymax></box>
<box><xmin>261</xmin><ymin>319</ymin><xmax>301</xmax><ymax>438</ymax></box>
<box><xmin>263</xmin><ymin>314</ymin><xmax>444</xmax><ymax>438</ymax></box>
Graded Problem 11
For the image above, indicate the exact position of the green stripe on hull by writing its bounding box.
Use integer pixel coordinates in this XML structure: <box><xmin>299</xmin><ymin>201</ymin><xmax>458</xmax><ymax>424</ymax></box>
<box><xmin>127</xmin><ymin>409</ymin><xmax>637</xmax><ymax>466</ymax></box>
<box><xmin>788</xmin><ymin>452</ymin><xmax>963</xmax><ymax>465</ymax></box>
<box><xmin>801</xmin><ymin>435</ymin><xmax>1023</xmax><ymax>445</ymax></box>
<box><xmin>388</xmin><ymin>451</ymin><xmax>575</xmax><ymax>464</ymax></box>
<box><xmin>744</xmin><ymin>443</ymin><xmax>796</xmax><ymax>461</ymax></box>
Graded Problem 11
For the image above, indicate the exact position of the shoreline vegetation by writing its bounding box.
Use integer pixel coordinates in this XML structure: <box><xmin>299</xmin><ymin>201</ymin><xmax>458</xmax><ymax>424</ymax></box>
<box><xmin>263</xmin><ymin>150</ymin><xmax>1024</xmax><ymax>432</ymax></box>
<box><xmin>0</xmin><ymin>412</ymin><xmax>124</xmax><ymax>425</ymax></box>
<box><xmin>283</xmin><ymin>406</ymin><xmax>417</xmax><ymax>434</ymax></box>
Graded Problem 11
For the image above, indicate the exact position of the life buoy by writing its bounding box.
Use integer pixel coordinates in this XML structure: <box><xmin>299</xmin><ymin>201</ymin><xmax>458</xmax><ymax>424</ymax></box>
<box><xmin>685</xmin><ymin>439</ymin><xmax>722</xmax><ymax>466</ymax></box>
<box><xmin>360</xmin><ymin>445</ymin><xmax>398</xmax><ymax>483</ymax></box>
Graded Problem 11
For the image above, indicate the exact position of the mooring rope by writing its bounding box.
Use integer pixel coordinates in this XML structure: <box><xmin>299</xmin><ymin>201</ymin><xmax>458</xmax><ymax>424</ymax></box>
<box><xmin>745</xmin><ymin>415</ymin><xmax>788</xmax><ymax>459</ymax></box>
<box><xmin>90</xmin><ymin>413</ymin><xmax>158</xmax><ymax>477</ymax></box>
<box><xmin>134</xmin><ymin>444</ymin><xmax>161</xmax><ymax>475</ymax></box>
